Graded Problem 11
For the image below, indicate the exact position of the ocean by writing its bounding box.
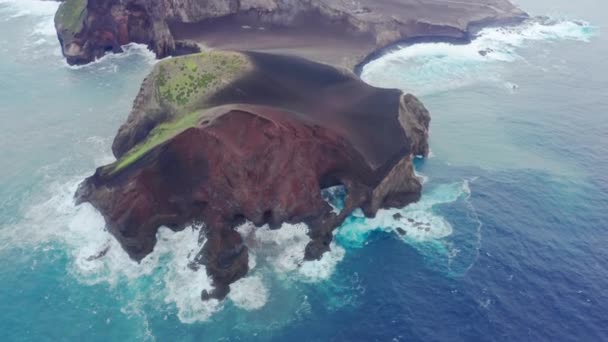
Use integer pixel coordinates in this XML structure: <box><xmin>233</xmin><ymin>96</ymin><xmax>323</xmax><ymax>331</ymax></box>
<box><xmin>0</xmin><ymin>0</ymin><xmax>606</xmax><ymax>341</ymax></box>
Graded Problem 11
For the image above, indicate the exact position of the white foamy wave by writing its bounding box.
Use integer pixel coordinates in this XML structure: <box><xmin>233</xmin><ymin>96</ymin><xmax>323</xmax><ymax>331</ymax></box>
<box><xmin>228</xmin><ymin>275</ymin><xmax>268</xmax><ymax>310</ymax></box>
<box><xmin>0</xmin><ymin>173</ymin><xmax>222</xmax><ymax>323</ymax></box>
<box><xmin>0</xmin><ymin>168</ymin><xmax>345</xmax><ymax>322</ymax></box>
<box><xmin>337</xmin><ymin>181</ymin><xmax>470</xmax><ymax>247</ymax></box>
<box><xmin>66</xmin><ymin>43</ymin><xmax>158</xmax><ymax>71</ymax></box>
<box><xmin>333</xmin><ymin>179</ymin><xmax>484</xmax><ymax>276</ymax></box>
<box><xmin>69</xmin><ymin>211</ymin><xmax>222</xmax><ymax>323</ymax></box>
<box><xmin>218</xmin><ymin>221</ymin><xmax>346</xmax><ymax>313</ymax></box>
<box><xmin>0</xmin><ymin>140</ymin><xmax>471</xmax><ymax>324</ymax></box>
<box><xmin>361</xmin><ymin>18</ymin><xmax>598</xmax><ymax>95</ymax></box>
<box><xmin>237</xmin><ymin>222</ymin><xmax>345</xmax><ymax>283</ymax></box>
<box><xmin>415</xmin><ymin>169</ymin><xmax>429</xmax><ymax>185</ymax></box>
<box><xmin>0</xmin><ymin>0</ymin><xmax>59</xmax><ymax>19</ymax></box>
<box><xmin>0</xmin><ymin>174</ymin><xmax>163</xmax><ymax>285</ymax></box>
<box><xmin>298</xmin><ymin>242</ymin><xmax>345</xmax><ymax>282</ymax></box>
<box><xmin>322</xmin><ymin>186</ymin><xmax>347</xmax><ymax>215</ymax></box>
<box><xmin>160</xmin><ymin>226</ymin><xmax>220</xmax><ymax>323</ymax></box>
<box><xmin>493</xmin><ymin>18</ymin><xmax>597</xmax><ymax>43</ymax></box>
<box><xmin>239</xmin><ymin>223</ymin><xmax>310</xmax><ymax>276</ymax></box>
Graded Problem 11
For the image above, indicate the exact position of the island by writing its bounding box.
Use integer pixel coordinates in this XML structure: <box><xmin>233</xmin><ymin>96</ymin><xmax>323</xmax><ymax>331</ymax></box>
<box><xmin>75</xmin><ymin>50</ymin><xmax>430</xmax><ymax>299</ymax></box>
<box><xmin>56</xmin><ymin>0</ymin><xmax>527</xmax><ymax>300</ymax></box>
<box><xmin>54</xmin><ymin>0</ymin><xmax>527</xmax><ymax>68</ymax></box>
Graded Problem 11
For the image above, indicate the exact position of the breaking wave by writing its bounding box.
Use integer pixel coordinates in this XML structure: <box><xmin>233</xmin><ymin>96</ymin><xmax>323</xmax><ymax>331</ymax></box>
<box><xmin>0</xmin><ymin>162</ymin><xmax>474</xmax><ymax>324</ymax></box>
<box><xmin>335</xmin><ymin>183</ymin><xmax>466</xmax><ymax>247</ymax></box>
<box><xmin>65</xmin><ymin>43</ymin><xmax>158</xmax><ymax>71</ymax></box>
<box><xmin>361</xmin><ymin>18</ymin><xmax>599</xmax><ymax>95</ymax></box>
<box><xmin>237</xmin><ymin>222</ymin><xmax>346</xmax><ymax>283</ymax></box>
<box><xmin>334</xmin><ymin>180</ymin><xmax>482</xmax><ymax>275</ymax></box>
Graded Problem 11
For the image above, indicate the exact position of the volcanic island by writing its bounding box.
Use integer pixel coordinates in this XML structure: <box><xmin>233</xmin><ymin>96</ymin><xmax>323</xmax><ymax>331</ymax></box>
<box><xmin>55</xmin><ymin>0</ymin><xmax>527</xmax><ymax>299</ymax></box>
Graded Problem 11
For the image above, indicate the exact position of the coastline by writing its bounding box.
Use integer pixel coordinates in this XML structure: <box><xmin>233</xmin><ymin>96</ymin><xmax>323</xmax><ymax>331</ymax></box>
<box><xmin>50</xmin><ymin>1</ymin><xmax>529</xmax><ymax>293</ymax></box>
<box><xmin>54</xmin><ymin>0</ymin><xmax>529</xmax><ymax>72</ymax></box>
<box><xmin>50</xmin><ymin>0</ymin><xmax>529</xmax><ymax>304</ymax></box>
<box><xmin>172</xmin><ymin>14</ymin><xmax>531</xmax><ymax>75</ymax></box>
<box><xmin>74</xmin><ymin>50</ymin><xmax>432</xmax><ymax>299</ymax></box>
<box><xmin>353</xmin><ymin>15</ymin><xmax>529</xmax><ymax>75</ymax></box>
<box><xmin>4</xmin><ymin>1</ymin><xmax>608</xmax><ymax>339</ymax></box>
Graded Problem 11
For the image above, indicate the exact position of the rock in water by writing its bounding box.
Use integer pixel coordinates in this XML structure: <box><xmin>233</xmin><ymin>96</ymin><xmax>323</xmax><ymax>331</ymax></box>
<box><xmin>75</xmin><ymin>51</ymin><xmax>431</xmax><ymax>299</ymax></box>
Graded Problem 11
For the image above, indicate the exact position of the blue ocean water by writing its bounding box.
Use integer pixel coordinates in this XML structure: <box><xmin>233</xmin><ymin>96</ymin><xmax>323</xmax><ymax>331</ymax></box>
<box><xmin>0</xmin><ymin>0</ymin><xmax>607</xmax><ymax>341</ymax></box>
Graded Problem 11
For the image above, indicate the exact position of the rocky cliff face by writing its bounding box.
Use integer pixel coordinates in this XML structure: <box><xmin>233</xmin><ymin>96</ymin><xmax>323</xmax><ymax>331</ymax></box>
<box><xmin>75</xmin><ymin>51</ymin><xmax>431</xmax><ymax>299</ymax></box>
<box><xmin>55</xmin><ymin>0</ymin><xmax>527</xmax><ymax>66</ymax></box>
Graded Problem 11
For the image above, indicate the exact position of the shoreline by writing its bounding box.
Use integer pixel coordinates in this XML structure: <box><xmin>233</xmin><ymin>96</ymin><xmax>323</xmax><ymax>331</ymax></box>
<box><xmin>353</xmin><ymin>15</ymin><xmax>529</xmax><ymax>76</ymax></box>
<box><xmin>170</xmin><ymin>14</ymin><xmax>530</xmax><ymax>76</ymax></box>
<box><xmin>54</xmin><ymin>0</ymin><xmax>529</xmax><ymax>70</ymax></box>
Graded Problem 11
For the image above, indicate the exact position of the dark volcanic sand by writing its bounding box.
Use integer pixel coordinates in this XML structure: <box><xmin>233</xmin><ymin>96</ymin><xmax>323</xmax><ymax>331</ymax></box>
<box><xmin>170</xmin><ymin>14</ymin><xmax>375</xmax><ymax>69</ymax></box>
<box><xmin>170</xmin><ymin>0</ymin><xmax>527</xmax><ymax>69</ymax></box>
<box><xmin>211</xmin><ymin>52</ymin><xmax>407</xmax><ymax>174</ymax></box>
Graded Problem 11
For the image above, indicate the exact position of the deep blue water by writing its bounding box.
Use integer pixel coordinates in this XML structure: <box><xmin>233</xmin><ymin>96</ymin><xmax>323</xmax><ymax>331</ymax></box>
<box><xmin>0</xmin><ymin>0</ymin><xmax>607</xmax><ymax>341</ymax></box>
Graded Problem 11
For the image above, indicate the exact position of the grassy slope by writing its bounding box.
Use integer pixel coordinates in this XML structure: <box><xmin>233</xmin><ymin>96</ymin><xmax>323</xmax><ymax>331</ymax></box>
<box><xmin>55</xmin><ymin>0</ymin><xmax>87</xmax><ymax>35</ymax></box>
<box><xmin>104</xmin><ymin>51</ymin><xmax>250</xmax><ymax>175</ymax></box>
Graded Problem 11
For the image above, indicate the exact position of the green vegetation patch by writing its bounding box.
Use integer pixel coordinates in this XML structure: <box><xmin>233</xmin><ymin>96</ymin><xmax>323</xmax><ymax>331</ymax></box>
<box><xmin>102</xmin><ymin>51</ymin><xmax>252</xmax><ymax>175</ymax></box>
<box><xmin>155</xmin><ymin>51</ymin><xmax>250</xmax><ymax>110</ymax></box>
<box><xmin>55</xmin><ymin>0</ymin><xmax>87</xmax><ymax>35</ymax></box>
<box><xmin>105</xmin><ymin>111</ymin><xmax>207</xmax><ymax>175</ymax></box>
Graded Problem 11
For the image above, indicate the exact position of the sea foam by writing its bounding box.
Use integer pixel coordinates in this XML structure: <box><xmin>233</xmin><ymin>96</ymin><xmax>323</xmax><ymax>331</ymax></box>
<box><xmin>228</xmin><ymin>275</ymin><xmax>269</xmax><ymax>310</ymax></box>
<box><xmin>335</xmin><ymin>182</ymin><xmax>469</xmax><ymax>248</ymax></box>
<box><xmin>0</xmin><ymin>172</ymin><xmax>345</xmax><ymax>323</ymax></box>
<box><xmin>65</xmin><ymin>43</ymin><xmax>158</xmax><ymax>71</ymax></box>
<box><xmin>0</xmin><ymin>173</ymin><xmax>223</xmax><ymax>322</ymax></box>
<box><xmin>237</xmin><ymin>222</ymin><xmax>345</xmax><ymax>283</ymax></box>
<box><xmin>361</xmin><ymin>18</ymin><xmax>598</xmax><ymax>95</ymax></box>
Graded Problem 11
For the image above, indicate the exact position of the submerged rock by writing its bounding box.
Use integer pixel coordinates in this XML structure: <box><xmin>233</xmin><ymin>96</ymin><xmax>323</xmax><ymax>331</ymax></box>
<box><xmin>75</xmin><ymin>50</ymin><xmax>431</xmax><ymax>299</ymax></box>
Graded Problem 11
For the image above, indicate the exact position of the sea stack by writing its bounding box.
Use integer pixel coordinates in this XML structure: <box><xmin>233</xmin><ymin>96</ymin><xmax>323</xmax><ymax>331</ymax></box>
<box><xmin>74</xmin><ymin>50</ymin><xmax>431</xmax><ymax>299</ymax></box>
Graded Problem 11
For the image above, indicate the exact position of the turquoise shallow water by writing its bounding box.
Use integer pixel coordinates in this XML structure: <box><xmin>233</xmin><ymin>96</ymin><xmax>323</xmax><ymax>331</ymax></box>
<box><xmin>1</xmin><ymin>0</ymin><xmax>607</xmax><ymax>341</ymax></box>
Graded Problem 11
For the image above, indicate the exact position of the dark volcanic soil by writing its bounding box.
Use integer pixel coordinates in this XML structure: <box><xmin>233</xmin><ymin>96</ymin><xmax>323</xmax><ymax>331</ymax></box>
<box><xmin>170</xmin><ymin>12</ymin><xmax>375</xmax><ymax>69</ymax></box>
<box><xmin>54</xmin><ymin>0</ymin><xmax>527</xmax><ymax>68</ymax></box>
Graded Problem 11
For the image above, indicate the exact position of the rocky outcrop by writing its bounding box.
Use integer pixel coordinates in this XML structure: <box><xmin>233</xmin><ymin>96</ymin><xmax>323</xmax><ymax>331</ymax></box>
<box><xmin>75</xmin><ymin>51</ymin><xmax>430</xmax><ymax>299</ymax></box>
<box><xmin>55</xmin><ymin>0</ymin><xmax>527</xmax><ymax>67</ymax></box>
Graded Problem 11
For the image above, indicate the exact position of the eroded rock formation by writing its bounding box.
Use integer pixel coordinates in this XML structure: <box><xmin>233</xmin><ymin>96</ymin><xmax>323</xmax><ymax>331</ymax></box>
<box><xmin>75</xmin><ymin>51</ymin><xmax>431</xmax><ymax>299</ymax></box>
<box><xmin>54</xmin><ymin>0</ymin><xmax>527</xmax><ymax>67</ymax></box>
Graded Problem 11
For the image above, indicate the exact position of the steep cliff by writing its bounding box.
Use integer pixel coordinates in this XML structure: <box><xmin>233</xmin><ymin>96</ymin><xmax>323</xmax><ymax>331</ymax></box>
<box><xmin>75</xmin><ymin>51</ymin><xmax>431</xmax><ymax>299</ymax></box>
<box><xmin>55</xmin><ymin>0</ymin><xmax>527</xmax><ymax>67</ymax></box>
